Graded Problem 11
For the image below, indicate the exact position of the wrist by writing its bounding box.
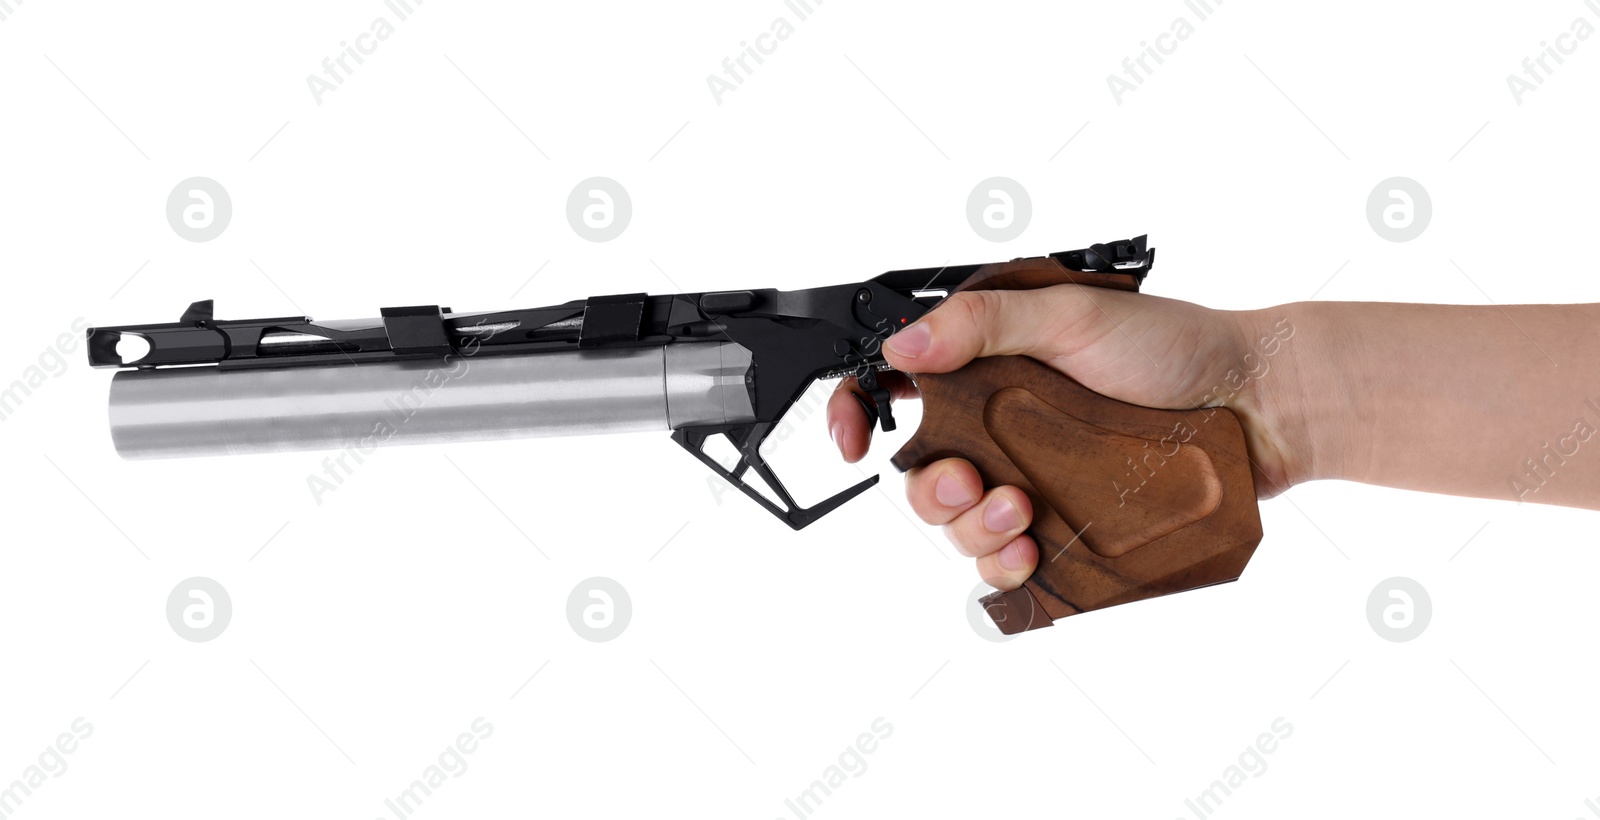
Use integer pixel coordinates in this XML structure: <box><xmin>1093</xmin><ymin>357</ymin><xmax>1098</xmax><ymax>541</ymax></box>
<box><xmin>1228</xmin><ymin>302</ymin><xmax>1373</xmax><ymax>494</ymax></box>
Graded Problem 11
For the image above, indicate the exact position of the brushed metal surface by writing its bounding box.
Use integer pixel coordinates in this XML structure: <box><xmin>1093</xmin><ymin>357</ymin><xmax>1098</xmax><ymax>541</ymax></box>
<box><xmin>108</xmin><ymin>343</ymin><xmax>756</xmax><ymax>458</ymax></box>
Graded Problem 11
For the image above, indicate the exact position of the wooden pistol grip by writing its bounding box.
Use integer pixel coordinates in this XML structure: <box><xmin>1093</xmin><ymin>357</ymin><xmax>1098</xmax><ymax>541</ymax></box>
<box><xmin>887</xmin><ymin>257</ymin><xmax>1263</xmax><ymax>634</ymax></box>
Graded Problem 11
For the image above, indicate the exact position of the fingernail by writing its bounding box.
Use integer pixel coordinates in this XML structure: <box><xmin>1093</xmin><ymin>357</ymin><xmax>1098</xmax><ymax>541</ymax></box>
<box><xmin>830</xmin><ymin>422</ymin><xmax>844</xmax><ymax>454</ymax></box>
<box><xmin>885</xmin><ymin>323</ymin><xmax>930</xmax><ymax>358</ymax></box>
<box><xmin>983</xmin><ymin>497</ymin><xmax>1021</xmax><ymax>533</ymax></box>
<box><xmin>934</xmin><ymin>473</ymin><xmax>975</xmax><ymax>507</ymax></box>
<box><xmin>998</xmin><ymin>540</ymin><xmax>1027</xmax><ymax>571</ymax></box>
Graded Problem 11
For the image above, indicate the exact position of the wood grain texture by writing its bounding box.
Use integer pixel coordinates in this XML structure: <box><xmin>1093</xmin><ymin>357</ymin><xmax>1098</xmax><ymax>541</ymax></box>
<box><xmin>888</xmin><ymin>256</ymin><xmax>1263</xmax><ymax>634</ymax></box>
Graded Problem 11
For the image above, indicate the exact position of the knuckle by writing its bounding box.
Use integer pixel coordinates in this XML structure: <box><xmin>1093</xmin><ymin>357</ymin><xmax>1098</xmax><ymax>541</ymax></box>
<box><xmin>902</xmin><ymin>467</ymin><xmax>926</xmax><ymax>498</ymax></box>
<box><xmin>945</xmin><ymin>290</ymin><xmax>1014</xmax><ymax>357</ymax></box>
<box><xmin>976</xmin><ymin>561</ymin><xmax>1015</xmax><ymax>589</ymax></box>
<box><xmin>947</xmin><ymin>290</ymin><xmax>1000</xmax><ymax>334</ymax></box>
<box><xmin>943</xmin><ymin>523</ymin><xmax>981</xmax><ymax>557</ymax></box>
<box><xmin>904</xmin><ymin>476</ymin><xmax>946</xmax><ymax>523</ymax></box>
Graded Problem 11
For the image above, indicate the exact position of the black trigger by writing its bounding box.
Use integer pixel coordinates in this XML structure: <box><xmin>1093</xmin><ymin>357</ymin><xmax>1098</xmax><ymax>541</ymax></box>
<box><xmin>852</xmin><ymin>391</ymin><xmax>879</xmax><ymax>429</ymax></box>
<box><xmin>852</xmin><ymin>387</ymin><xmax>896</xmax><ymax>433</ymax></box>
<box><xmin>872</xmin><ymin>389</ymin><xmax>896</xmax><ymax>432</ymax></box>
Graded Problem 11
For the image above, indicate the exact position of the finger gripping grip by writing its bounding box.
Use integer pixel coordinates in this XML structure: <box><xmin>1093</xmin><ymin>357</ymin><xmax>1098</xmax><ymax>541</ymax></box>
<box><xmin>890</xmin><ymin>357</ymin><xmax>1263</xmax><ymax>635</ymax></box>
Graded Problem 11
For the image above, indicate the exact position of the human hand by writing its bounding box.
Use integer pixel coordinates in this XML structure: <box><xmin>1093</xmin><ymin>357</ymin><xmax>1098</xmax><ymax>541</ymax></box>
<box><xmin>826</xmin><ymin>284</ymin><xmax>1297</xmax><ymax>591</ymax></box>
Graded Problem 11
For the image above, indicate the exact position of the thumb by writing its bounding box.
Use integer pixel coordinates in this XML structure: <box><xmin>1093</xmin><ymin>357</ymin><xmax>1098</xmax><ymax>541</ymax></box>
<box><xmin>883</xmin><ymin>287</ymin><xmax>1090</xmax><ymax>374</ymax></box>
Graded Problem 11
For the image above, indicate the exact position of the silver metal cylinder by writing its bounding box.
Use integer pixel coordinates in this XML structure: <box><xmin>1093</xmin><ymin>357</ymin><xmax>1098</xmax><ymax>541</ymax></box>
<box><xmin>108</xmin><ymin>343</ymin><xmax>755</xmax><ymax>459</ymax></box>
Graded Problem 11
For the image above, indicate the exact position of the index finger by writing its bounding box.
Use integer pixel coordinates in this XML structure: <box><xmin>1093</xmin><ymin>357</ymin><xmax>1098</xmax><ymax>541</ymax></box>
<box><xmin>826</xmin><ymin>371</ymin><xmax>917</xmax><ymax>463</ymax></box>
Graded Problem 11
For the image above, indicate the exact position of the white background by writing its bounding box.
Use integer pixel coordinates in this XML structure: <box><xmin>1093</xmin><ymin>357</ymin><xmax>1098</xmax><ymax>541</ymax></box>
<box><xmin>3</xmin><ymin>1</ymin><xmax>1600</xmax><ymax>817</ymax></box>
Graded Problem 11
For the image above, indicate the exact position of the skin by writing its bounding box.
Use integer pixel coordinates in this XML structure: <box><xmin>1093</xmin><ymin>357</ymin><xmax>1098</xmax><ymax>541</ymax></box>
<box><xmin>827</xmin><ymin>285</ymin><xmax>1600</xmax><ymax>591</ymax></box>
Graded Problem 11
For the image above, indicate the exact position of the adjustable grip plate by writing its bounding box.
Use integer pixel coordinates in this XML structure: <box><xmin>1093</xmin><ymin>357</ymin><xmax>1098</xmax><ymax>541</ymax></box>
<box><xmin>891</xmin><ymin>358</ymin><xmax>1262</xmax><ymax>633</ymax></box>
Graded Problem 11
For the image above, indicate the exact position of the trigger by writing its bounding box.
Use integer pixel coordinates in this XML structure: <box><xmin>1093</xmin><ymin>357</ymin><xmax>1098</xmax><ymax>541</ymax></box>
<box><xmin>853</xmin><ymin>387</ymin><xmax>896</xmax><ymax>433</ymax></box>
<box><xmin>856</xmin><ymin>369</ymin><xmax>897</xmax><ymax>433</ymax></box>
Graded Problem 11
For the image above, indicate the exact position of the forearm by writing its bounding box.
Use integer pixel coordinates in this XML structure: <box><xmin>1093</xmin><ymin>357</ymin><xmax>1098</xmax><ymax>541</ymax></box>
<box><xmin>1243</xmin><ymin>301</ymin><xmax>1600</xmax><ymax>509</ymax></box>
